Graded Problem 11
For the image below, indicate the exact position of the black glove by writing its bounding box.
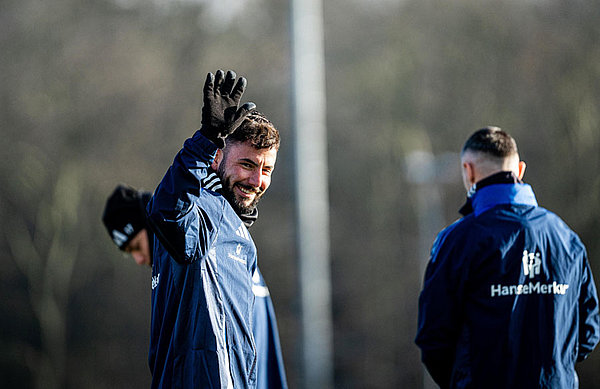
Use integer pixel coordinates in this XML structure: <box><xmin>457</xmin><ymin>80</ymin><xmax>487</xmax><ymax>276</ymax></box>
<box><xmin>200</xmin><ymin>69</ymin><xmax>256</xmax><ymax>148</ymax></box>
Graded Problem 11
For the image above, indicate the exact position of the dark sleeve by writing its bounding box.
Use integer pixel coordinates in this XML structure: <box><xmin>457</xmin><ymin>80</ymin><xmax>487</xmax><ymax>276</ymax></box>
<box><xmin>415</xmin><ymin>226</ymin><xmax>466</xmax><ymax>388</ymax></box>
<box><xmin>147</xmin><ymin>130</ymin><xmax>219</xmax><ymax>263</ymax></box>
<box><xmin>577</xmin><ymin>249</ymin><xmax>600</xmax><ymax>362</ymax></box>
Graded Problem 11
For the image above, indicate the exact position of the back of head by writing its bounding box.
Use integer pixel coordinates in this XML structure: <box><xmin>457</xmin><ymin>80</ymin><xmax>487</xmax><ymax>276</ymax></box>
<box><xmin>102</xmin><ymin>184</ymin><xmax>151</xmax><ymax>250</ymax></box>
<box><xmin>462</xmin><ymin>126</ymin><xmax>518</xmax><ymax>159</ymax></box>
<box><xmin>460</xmin><ymin>126</ymin><xmax>524</xmax><ymax>188</ymax></box>
<box><xmin>226</xmin><ymin>110</ymin><xmax>280</xmax><ymax>151</ymax></box>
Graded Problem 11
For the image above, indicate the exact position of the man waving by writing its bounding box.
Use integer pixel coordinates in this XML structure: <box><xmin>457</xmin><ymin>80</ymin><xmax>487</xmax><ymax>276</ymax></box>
<box><xmin>147</xmin><ymin>70</ymin><xmax>281</xmax><ymax>388</ymax></box>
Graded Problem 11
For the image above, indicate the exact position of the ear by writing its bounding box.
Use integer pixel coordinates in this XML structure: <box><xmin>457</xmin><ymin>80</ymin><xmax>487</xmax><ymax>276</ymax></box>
<box><xmin>211</xmin><ymin>149</ymin><xmax>223</xmax><ymax>171</ymax></box>
<box><xmin>462</xmin><ymin>161</ymin><xmax>477</xmax><ymax>189</ymax></box>
<box><xmin>517</xmin><ymin>160</ymin><xmax>526</xmax><ymax>180</ymax></box>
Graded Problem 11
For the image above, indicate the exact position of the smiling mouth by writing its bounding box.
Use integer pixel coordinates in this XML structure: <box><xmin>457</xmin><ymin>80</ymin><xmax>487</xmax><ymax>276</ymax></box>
<box><xmin>236</xmin><ymin>184</ymin><xmax>257</xmax><ymax>198</ymax></box>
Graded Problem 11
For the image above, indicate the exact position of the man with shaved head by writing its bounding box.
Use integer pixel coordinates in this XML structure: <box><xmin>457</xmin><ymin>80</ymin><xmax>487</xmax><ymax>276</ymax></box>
<box><xmin>416</xmin><ymin>127</ymin><xmax>600</xmax><ymax>388</ymax></box>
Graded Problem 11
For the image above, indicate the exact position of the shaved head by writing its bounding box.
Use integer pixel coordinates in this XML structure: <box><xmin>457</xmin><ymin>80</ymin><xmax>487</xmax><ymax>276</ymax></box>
<box><xmin>460</xmin><ymin>127</ymin><xmax>525</xmax><ymax>191</ymax></box>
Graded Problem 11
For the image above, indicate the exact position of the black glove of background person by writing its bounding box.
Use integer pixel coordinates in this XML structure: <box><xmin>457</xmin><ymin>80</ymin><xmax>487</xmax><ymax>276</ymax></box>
<box><xmin>200</xmin><ymin>69</ymin><xmax>256</xmax><ymax>148</ymax></box>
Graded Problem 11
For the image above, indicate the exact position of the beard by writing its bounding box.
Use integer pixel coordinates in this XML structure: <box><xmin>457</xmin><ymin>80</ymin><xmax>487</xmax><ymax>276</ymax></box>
<box><xmin>218</xmin><ymin>163</ymin><xmax>264</xmax><ymax>216</ymax></box>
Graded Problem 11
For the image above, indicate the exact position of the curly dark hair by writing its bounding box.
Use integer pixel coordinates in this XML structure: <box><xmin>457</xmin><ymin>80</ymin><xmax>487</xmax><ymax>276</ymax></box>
<box><xmin>226</xmin><ymin>110</ymin><xmax>280</xmax><ymax>150</ymax></box>
<box><xmin>462</xmin><ymin>126</ymin><xmax>518</xmax><ymax>158</ymax></box>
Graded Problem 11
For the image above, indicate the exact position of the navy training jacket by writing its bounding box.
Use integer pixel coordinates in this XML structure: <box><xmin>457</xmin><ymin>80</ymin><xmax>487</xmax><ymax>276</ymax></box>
<box><xmin>252</xmin><ymin>268</ymin><xmax>288</xmax><ymax>389</ymax></box>
<box><xmin>415</xmin><ymin>182</ymin><xmax>600</xmax><ymax>388</ymax></box>
<box><xmin>147</xmin><ymin>131</ymin><xmax>258</xmax><ymax>388</ymax></box>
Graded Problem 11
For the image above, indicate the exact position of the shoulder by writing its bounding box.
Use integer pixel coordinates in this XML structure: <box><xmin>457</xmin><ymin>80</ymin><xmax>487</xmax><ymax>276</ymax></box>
<box><xmin>430</xmin><ymin>216</ymin><xmax>475</xmax><ymax>264</ymax></box>
<box><xmin>433</xmin><ymin>214</ymin><xmax>477</xmax><ymax>248</ymax></box>
<box><xmin>197</xmin><ymin>187</ymin><xmax>229</xmax><ymax>214</ymax></box>
<box><xmin>535</xmin><ymin>206</ymin><xmax>586</xmax><ymax>254</ymax></box>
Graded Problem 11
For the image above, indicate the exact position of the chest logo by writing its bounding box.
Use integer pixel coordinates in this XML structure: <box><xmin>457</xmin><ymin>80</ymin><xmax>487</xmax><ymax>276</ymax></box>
<box><xmin>522</xmin><ymin>250</ymin><xmax>541</xmax><ymax>279</ymax></box>
<box><xmin>152</xmin><ymin>273</ymin><xmax>160</xmax><ymax>290</ymax></box>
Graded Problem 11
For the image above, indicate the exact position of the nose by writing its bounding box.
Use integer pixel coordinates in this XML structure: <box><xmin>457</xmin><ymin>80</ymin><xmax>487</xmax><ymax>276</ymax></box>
<box><xmin>247</xmin><ymin>169</ymin><xmax>263</xmax><ymax>189</ymax></box>
<box><xmin>132</xmin><ymin>252</ymin><xmax>148</xmax><ymax>266</ymax></box>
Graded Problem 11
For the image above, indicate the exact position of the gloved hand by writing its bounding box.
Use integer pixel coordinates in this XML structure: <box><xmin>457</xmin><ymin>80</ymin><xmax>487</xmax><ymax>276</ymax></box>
<box><xmin>200</xmin><ymin>69</ymin><xmax>256</xmax><ymax>148</ymax></box>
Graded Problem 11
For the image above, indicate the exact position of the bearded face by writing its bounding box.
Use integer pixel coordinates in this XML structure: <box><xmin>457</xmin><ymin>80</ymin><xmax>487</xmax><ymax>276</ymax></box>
<box><xmin>214</xmin><ymin>141</ymin><xmax>277</xmax><ymax>216</ymax></box>
<box><xmin>218</xmin><ymin>160</ymin><xmax>264</xmax><ymax>215</ymax></box>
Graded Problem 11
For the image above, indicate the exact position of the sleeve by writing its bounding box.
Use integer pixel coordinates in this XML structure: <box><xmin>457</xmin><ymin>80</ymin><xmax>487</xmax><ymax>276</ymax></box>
<box><xmin>147</xmin><ymin>130</ymin><xmax>220</xmax><ymax>263</ymax></box>
<box><xmin>577</xmin><ymin>249</ymin><xmax>600</xmax><ymax>362</ymax></box>
<box><xmin>415</xmin><ymin>226</ymin><xmax>466</xmax><ymax>388</ymax></box>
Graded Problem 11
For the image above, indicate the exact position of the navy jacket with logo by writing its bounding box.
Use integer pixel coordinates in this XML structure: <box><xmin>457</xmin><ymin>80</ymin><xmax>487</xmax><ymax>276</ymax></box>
<box><xmin>415</xmin><ymin>181</ymin><xmax>600</xmax><ymax>388</ymax></box>
<box><xmin>147</xmin><ymin>130</ymin><xmax>258</xmax><ymax>388</ymax></box>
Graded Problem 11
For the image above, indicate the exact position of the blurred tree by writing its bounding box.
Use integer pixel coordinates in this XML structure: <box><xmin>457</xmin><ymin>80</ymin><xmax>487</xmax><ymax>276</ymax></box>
<box><xmin>1</xmin><ymin>144</ymin><xmax>83</xmax><ymax>388</ymax></box>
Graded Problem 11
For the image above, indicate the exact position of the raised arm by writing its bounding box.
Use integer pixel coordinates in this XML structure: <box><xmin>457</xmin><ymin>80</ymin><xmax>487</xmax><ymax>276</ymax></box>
<box><xmin>147</xmin><ymin>70</ymin><xmax>255</xmax><ymax>263</ymax></box>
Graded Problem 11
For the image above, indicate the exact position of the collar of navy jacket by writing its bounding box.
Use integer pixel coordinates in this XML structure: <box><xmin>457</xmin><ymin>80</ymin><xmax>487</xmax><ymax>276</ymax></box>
<box><xmin>459</xmin><ymin>171</ymin><xmax>538</xmax><ymax>217</ymax></box>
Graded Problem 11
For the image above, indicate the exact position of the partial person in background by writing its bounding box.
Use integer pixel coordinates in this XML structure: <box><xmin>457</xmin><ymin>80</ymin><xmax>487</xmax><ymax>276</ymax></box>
<box><xmin>102</xmin><ymin>181</ymin><xmax>287</xmax><ymax>389</ymax></box>
<box><xmin>147</xmin><ymin>69</ymin><xmax>285</xmax><ymax>388</ymax></box>
<box><xmin>252</xmin><ymin>267</ymin><xmax>288</xmax><ymax>389</ymax></box>
<box><xmin>102</xmin><ymin>184</ymin><xmax>153</xmax><ymax>267</ymax></box>
<box><xmin>415</xmin><ymin>127</ymin><xmax>600</xmax><ymax>388</ymax></box>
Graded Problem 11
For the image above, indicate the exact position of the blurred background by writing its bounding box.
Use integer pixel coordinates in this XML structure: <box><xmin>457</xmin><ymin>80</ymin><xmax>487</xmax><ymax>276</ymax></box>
<box><xmin>1</xmin><ymin>0</ymin><xmax>599</xmax><ymax>387</ymax></box>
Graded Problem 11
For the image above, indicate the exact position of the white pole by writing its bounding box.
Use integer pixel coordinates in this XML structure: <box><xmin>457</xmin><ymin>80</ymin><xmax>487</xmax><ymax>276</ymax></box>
<box><xmin>290</xmin><ymin>0</ymin><xmax>334</xmax><ymax>387</ymax></box>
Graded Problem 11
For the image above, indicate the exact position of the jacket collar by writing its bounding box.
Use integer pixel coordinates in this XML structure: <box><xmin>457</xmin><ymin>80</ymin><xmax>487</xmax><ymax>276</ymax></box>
<box><xmin>459</xmin><ymin>171</ymin><xmax>537</xmax><ymax>216</ymax></box>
